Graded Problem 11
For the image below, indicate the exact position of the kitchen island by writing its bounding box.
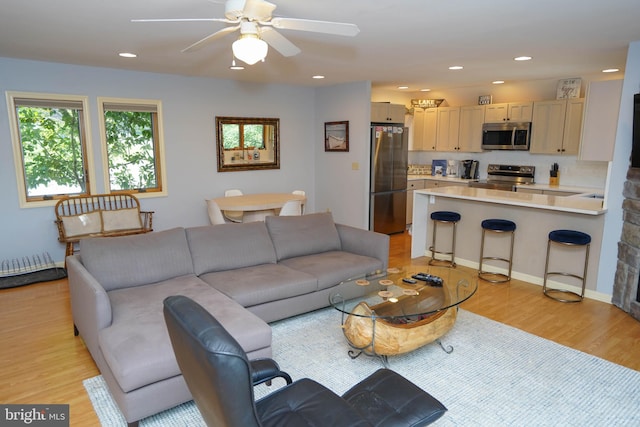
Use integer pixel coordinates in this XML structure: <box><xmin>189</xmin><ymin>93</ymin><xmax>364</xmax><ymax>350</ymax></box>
<box><xmin>411</xmin><ymin>186</ymin><xmax>607</xmax><ymax>301</ymax></box>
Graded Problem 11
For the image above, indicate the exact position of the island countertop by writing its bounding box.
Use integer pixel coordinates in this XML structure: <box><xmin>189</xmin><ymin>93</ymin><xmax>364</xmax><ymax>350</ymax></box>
<box><xmin>415</xmin><ymin>186</ymin><xmax>606</xmax><ymax>216</ymax></box>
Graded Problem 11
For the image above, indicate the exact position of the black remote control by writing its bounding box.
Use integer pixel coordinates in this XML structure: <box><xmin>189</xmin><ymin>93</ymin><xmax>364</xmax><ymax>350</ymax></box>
<box><xmin>402</xmin><ymin>277</ymin><xmax>417</xmax><ymax>284</ymax></box>
<box><xmin>411</xmin><ymin>273</ymin><xmax>444</xmax><ymax>287</ymax></box>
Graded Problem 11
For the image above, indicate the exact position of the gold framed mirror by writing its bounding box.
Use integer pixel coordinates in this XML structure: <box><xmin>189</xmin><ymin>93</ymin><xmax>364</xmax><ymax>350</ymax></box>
<box><xmin>216</xmin><ymin>116</ymin><xmax>280</xmax><ymax>172</ymax></box>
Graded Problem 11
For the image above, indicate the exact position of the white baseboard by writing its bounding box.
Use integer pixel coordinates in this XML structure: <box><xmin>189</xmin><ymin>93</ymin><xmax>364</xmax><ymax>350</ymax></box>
<box><xmin>433</xmin><ymin>254</ymin><xmax>613</xmax><ymax>304</ymax></box>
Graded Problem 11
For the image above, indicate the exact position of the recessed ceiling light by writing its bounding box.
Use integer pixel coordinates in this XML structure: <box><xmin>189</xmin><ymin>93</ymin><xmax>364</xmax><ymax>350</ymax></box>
<box><xmin>514</xmin><ymin>56</ymin><xmax>532</xmax><ymax>61</ymax></box>
<box><xmin>602</xmin><ymin>68</ymin><xmax>619</xmax><ymax>73</ymax></box>
<box><xmin>118</xmin><ymin>52</ymin><xmax>137</xmax><ymax>58</ymax></box>
<box><xmin>312</xmin><ymin>75</ymin><xmax>325</xmax><ymax>79</ymax></box>
<box><xmin>398</xmin><ymin>86</ymin><xmax>409</xmax><ymax>89</ymax></box>
<box><xmin>420</xmin><ymin>88</ymin><xmax>431</xmax><ymax>92</ymax></box>
<box><xmin>448</xmin><ymin>65</ymin><xmax>463</xmax><ymax>70</ymax></box>
<box><xmin>492</xmin><ymin>80</ymin><xmax>505</xmax><ymax>85</ymax></box>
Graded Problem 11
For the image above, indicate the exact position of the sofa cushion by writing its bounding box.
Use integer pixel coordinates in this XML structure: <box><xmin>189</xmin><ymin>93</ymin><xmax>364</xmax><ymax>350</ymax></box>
<box><xmin>100</xmin><ymin>274</ymin><xmax>271</xmax><ymax>393</ymax></box>
<box><xmin>199</xmin><ymin>264</ymin><xmax>317</xmax><ymax>308</ymax></box>
<box><xmin>80</xmin><ymin>228</ymin><xmax>194</xmax><ymax>291</ymax></box>
<box><xmin>186</xmin><ymin>222</ymin><xmax>277</xmax><ymax>276</ymax></box>
<box><xmin>279</xmin><ymin>251</ymin><xmax>384</xmax><ymax>291</ymax></box>
<box><xmin>265</xmin><ymin>212</ymin><xmax>342</xmax><ymax>261</ymax></box>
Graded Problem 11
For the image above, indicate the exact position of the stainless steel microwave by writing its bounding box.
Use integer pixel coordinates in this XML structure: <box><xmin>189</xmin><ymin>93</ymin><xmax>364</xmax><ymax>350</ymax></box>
<box><xmin>481</xmin><ymin>122</ymin><xmax>531</xmax><ymax>150</ymax></box>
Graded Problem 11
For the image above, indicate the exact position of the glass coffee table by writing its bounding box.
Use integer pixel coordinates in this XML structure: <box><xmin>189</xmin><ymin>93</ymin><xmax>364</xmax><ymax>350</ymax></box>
<box><xmin>329</xmin><ymin>265</ymin><xmax>477</xmax><ymax>366</ymax></box>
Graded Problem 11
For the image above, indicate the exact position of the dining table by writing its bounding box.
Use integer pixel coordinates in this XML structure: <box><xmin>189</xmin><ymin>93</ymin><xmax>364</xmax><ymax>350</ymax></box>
<box><xmin>213</xmin><ymin>192</ymin><xmax>307</xmax><ymax>222</ymax></box>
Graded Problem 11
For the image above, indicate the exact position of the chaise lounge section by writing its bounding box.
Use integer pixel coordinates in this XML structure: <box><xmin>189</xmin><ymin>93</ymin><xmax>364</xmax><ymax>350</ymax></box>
<box><xmin>67</xmin><ymin>212</ymin><xmax>389</xmax><ymax>425</ymax></box>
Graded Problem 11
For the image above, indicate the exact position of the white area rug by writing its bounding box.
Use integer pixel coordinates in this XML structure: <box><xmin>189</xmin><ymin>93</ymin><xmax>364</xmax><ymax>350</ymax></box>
<box><xmin>84</xmin><ymin>308</ymin><xmax>640</xmax><ymax>426</ymax></box>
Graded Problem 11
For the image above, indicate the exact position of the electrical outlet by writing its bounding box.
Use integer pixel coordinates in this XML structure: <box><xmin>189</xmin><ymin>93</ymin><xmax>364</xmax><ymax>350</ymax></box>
<box><xmin>352</xmin><ymin>162</ymin><xmax>359</xmax><ymax>170</ymax></box>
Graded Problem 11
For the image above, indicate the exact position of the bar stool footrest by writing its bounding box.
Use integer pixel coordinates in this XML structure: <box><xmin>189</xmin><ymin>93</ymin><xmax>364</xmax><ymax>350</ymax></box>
<box><xmin>478</xmin><ymin>271</ymin><xmax>510</xmax><ymax>283</ymax></box>
<box><xmin>543</xmin><ymin>288</ymin><xmax>583</xmax><ymax>303</ymax></box>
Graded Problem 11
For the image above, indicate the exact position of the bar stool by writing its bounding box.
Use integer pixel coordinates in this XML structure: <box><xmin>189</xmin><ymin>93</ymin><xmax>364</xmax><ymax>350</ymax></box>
<box><xmin>478</xmin><ymin>219</ymin><xmax>516</xmax><ymax>283</ymax></box>
<box><xmin>428</xmin><ymin>211</ymin><xmax>461</xmax><ymax>267</ymax></box>
<box><xmin>543</xmin><ymin>229</ymin><xmax>591</xmax><ymax>303</ymax></box>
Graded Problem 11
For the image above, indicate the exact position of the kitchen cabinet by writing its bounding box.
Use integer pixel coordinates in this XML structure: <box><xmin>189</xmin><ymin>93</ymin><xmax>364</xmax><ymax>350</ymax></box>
<box><xmin>530</xmin><ymin>98</ymin><xmax>584</xmax><ymax>155</ymax></box>
<box><xmin>371</xmin><ymin>102</ymin><xmax>406</xmax><ymax>123</ymax></box>
<box><xmin>410</xmin><ymin>108</ymin><xmax>437</xmax><ymax>151</ymax></box>
<box><xmin>484</xmin><ymin>102</ymin><xmax>533</xmax><ymax>123</ymax></box>
<box><xmin>436</xmin><ymin>107</ymin><xmax>460</xmax><ymax>151</ymax></box>
<box><xmin>515</xmin><ymin>186</ymin><xmax>583</xmax><ymax>196</ymax></box>
<box><xmin>407</xmin><ymin>179</ymin><xmax>468</xmax><ymax>224</ymax></box>
<box><xmin>424</xmin><ymin>179</ymin><xmax>469</xmax><ymax>189</ymax></box>
<box><xmin>515</xmin><ymin>187</ymin><xmax>543</xmax><ymax>195</ymax></box>
<box><xmin>457</xmin><ymin>105</ymin><xmax>485</xmax><ymax>152</ymax></box>
<box><xmin>579</xmin><ymin>79</ymin><xmax>623</xmax><ymax>161</ymax></box>
<box><xmin>406</xmin><ymin>179</ymin><xmax>426</xmax><ymax>224</ymax></box>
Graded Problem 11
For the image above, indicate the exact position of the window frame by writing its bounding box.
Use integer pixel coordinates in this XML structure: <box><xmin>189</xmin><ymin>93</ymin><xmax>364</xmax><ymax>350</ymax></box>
<box><xmin>97</xmin><ymin>97</ymin><xmax>167</xmax><ymax>198</ymax></box>
<box><xmin>6</xmin><ymin>91</ymin><xmax>96</xmax><ymax>208</ymax></box>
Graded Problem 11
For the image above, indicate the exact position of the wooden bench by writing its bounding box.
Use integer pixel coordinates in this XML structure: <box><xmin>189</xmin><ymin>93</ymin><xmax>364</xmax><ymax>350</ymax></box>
<box><xmin>55</xmin><ymin>193</ymin><xmax>154</xmax><ymax>257</ymax></box>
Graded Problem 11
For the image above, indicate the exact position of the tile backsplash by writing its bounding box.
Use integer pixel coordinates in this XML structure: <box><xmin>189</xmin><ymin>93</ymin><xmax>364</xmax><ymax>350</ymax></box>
<box><xmin>408</xmin><ymin>164</ymin><xmax>432</xmax><ymax>175</ymax></box>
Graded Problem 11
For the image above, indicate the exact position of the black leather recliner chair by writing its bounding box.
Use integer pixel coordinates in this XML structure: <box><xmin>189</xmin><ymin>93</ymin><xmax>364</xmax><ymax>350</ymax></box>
<box><xmin>163</xmin><ymin>295</ymin><xmax>447</xmax><ymax>427</ymax></box>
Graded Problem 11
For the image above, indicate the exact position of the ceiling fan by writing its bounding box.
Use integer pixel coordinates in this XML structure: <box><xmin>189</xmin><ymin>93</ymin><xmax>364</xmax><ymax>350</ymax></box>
<box><xmin>132</xmin><ymin>0</ymin><xmax>360</xmax><ymax>65</ymax></box>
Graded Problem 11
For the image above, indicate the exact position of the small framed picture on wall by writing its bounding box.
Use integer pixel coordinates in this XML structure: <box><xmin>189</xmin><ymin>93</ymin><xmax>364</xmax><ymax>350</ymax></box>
<box><xmin>324</xmin><ymin>121</ymin><xmax>349</xmax><ymax>152</ymax></box>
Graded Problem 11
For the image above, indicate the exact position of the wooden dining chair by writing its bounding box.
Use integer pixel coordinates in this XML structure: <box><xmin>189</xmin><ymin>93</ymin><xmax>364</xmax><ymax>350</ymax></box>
<box><xmin>292</xmin><ymin>190</ymin><xmax>305</xmax><ymax>214</ymax></box>
<box><xmin>205</xmin><ymin>199</ymin><xmax>228</xmax><ymax>225</ymax></box>
<box><xmin>279</xmin><ymin>200</ymin><xmax>302</xmax><ymax>216</ymax></box>
<box><xmin>223</xmin><ymin>189</ymin><xmax>244</xmax><ymax>223</ymax></box>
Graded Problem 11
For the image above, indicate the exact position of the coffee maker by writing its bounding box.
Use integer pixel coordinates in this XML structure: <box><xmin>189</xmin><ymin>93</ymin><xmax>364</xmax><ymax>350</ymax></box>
<box><xmin>461</xmin><ymin>160</ymin><xmax>479</xmax><ymax>179</ymax></box>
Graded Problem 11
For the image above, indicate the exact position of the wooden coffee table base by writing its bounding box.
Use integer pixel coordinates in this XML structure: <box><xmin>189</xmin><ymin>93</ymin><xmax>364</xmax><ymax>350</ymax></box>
<box><xmin>342</xmin><ymin>302</ymin><xmax>457</xmax><ymax>357</ymax></box>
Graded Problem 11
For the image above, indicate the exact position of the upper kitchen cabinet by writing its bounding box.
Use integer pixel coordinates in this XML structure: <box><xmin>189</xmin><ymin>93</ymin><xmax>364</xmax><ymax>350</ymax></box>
<box><xmin>436</xmin><ymin>107</ymin><xmax>461</xmax><ymax>151</ymax></box>
<box><xmin>457</xmin><ymin>105</ymin><xmax>485</xmax><ymax>152</ymax></box>
<box><xmin>530</xmin><ymin>98</ymin><xmax>584</xmax><ymax>155</ymax></box>
<box><xmin>579</xmin><ymin>79</ymin><xmax>623</xmax><ymax>161</ymax></box>
<box><xmin>410</xmin><ymin>108</ymin><xmax>437</xmax><ymax>151</ymax></box>
<box><xmin>371</xmin><ymin>102</ymin><xmax>406</xmax><ymax>123</ymax></box>
<box><xmin>484</xmin><ymin>102</ymin><xmax>533</xmax><ymax>123</ymax></box>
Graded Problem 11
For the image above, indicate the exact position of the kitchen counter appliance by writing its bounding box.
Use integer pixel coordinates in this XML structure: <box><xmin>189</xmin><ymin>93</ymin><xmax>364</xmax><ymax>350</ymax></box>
<box><xmin>482</xmin><ymin>122</ymin><xmax>531</xmax><ymax>150</ymax></box>
<box><xmin>461</xmin><ymin>160</ymin><xmax>479</xmax><ymax>179</ymax></box>
<box><xmin>469</xmin><ymin>164</ymin><xmax>535</xmax><ymax>191</ymax></box>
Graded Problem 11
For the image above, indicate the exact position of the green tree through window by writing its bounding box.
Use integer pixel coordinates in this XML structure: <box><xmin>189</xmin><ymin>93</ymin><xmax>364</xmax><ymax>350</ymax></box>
<box><xmin>12</xmin><ymin>97</ymin><xmax>89</xmax><ymax>201</ymax></box>
<box><xmin>101</xmin><ymin>100</ymin><xmax>164</xmax><ymax>194</ymax></box>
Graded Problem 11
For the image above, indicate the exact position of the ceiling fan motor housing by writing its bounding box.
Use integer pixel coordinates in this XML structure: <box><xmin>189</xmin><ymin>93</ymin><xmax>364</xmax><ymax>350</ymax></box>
<box><xmin>225</xmin><ymin>0</ymin><xmax>276</xmax><ymax>22</ymax></box>
<box><xmin>225</xmin><ymin>0</ymin><xmax>246</xmax><ymax>20</ymax></box>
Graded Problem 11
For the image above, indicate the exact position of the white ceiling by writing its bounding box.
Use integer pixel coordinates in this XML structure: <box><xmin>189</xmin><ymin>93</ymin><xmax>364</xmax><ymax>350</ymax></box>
<box><xmin>1</xmin><ymin>0</ymin><xmax>639</xmax><ymax>92</ymax></box>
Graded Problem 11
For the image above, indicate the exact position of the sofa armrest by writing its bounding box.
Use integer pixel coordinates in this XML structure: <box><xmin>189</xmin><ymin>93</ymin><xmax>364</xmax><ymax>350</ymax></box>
<box><xmin>335</xmin><ymin>224</ymin><xmax>390</xmax><ymax>270</ymax></box>
<box><xmin>66</xmin><ymin>255</ymin><xmax>113</xmax><ymax>357</ymax></box>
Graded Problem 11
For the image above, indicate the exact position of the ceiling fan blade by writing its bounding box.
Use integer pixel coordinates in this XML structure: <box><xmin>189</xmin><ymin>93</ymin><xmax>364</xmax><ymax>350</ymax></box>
<box><xmin>269</xmin><ymin>18</ymin><xmax>360</xmax><ymax>37</ymax></box>
<box><xmin>181</xmin><ymin>25</ymin><xmax>241</xmax><ymax>53</ymax></box>
<box><xmin>132</xmin><ymin>18</ymin><xmax>235</xmax><ymax>23</ymax></box>
<box><xmin>243</xmin><ymin>0</ymin><xmax>277</xmax><ymax>21</ymax></box>
<box><xmin>259</xmin><ymin>27</ymin><xmax>301</xmax><ymax>57</ymax></box>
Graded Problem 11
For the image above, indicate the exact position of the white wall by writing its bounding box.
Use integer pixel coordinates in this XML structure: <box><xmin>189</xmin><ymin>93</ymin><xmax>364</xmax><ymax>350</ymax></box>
<box><xmin>597</xmin><ymin>40</ymin><xmax>640</xmax><ymax>295</ymax></box>
<box><xmin>0</xmin><ymin>57</ymin><xmax>322</xmax><ymax>264</ymax></box>
<box><xmin>314</xmin><ymin>81</ymin><xmax>372</xmax><ymax>228</ymax></box>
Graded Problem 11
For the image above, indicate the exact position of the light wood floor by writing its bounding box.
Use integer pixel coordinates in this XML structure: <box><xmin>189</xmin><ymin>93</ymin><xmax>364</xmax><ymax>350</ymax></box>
<box><xmin>1</xmin><ymin>231</ymin><xmax>639</xmax><ymax>426</ymax></box>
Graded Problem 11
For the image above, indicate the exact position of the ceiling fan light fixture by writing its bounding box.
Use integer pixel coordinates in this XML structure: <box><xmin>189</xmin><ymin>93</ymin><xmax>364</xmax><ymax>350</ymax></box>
<box><xmin>232</xmin><ymin>34</ymin><xmax>268</xmax><ymax>65</ymax></box>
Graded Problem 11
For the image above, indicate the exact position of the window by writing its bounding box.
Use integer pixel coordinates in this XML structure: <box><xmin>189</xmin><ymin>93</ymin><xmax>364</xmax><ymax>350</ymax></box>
<box><xmin>6</xmin><ymin>92</ymin><xmax>94</xmax><ymax>207</ymax></box>
<box><xmin>98</xmin><ymin>98</ymin><xmax>166</xmax><ymax>196</ymax></box>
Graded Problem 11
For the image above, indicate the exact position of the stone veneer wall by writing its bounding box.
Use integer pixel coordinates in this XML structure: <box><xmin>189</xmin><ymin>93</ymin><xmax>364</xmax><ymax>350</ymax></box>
<box><xmin>613</xmin><ymin>168</ymin><xmax>640</xmax><ymax>321</ymax></box>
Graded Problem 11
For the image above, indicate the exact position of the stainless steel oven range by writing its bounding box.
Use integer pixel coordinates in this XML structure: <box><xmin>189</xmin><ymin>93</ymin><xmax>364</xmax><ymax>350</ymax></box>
<box><xmin>468</xmin><ymin>164</ymin><xmax>535</xmax><ymax>191</ymax></box>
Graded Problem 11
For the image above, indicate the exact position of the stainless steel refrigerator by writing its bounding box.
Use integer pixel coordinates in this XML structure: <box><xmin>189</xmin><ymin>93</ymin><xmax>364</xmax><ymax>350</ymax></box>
<box><xmin>370</xmin><ymin>124</ymin><xmax>408</xmax><ymax>234</ymax></box>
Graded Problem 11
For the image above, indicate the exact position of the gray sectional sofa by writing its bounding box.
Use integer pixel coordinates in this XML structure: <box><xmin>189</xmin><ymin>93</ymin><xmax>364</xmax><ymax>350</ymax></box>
<box><xmin>67</xmin><ymin>212</ymin><xmax>389</xmax><ymax>426</ymax></box>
